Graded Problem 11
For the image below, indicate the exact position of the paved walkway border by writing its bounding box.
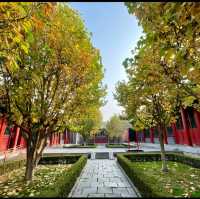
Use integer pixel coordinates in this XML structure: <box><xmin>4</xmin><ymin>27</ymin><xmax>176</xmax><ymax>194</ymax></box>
<box><xmin>68</xmin><ymin>159</ymin><xmax>140</xmax><ymax>198</ymax></box>
<box><xmin>68</xmin><ymin>162</ymin><xmax>87</xmax><ymax>197</ymax></box>
<box><xmin>116</xmin><ymin>161</ymin><xmax>141</xmax><ymax>197</ymax></box>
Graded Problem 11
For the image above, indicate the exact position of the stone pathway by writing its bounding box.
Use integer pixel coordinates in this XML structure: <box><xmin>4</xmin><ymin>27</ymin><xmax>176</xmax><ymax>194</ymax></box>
<box><xmin>69</xmin><ymin>159</ymin><xmax>139</xmax><ymax>198</ymax></box>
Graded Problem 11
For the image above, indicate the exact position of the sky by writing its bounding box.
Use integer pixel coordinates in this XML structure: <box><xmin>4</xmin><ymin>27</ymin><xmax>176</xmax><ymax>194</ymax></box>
<box><xmin>69</xmin><ymin>2</ymin><xmax>143</xmax><ymax>122</ymax></box>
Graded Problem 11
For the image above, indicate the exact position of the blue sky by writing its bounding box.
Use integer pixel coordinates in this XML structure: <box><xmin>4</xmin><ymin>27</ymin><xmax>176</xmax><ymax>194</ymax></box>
<box><xmin>69</xmin><ymin>2</ymin><xmax>143</xmax><ymax>122</ymax></box>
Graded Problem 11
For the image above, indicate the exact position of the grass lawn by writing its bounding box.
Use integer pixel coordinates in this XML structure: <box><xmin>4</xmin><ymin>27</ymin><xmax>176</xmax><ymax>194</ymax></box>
<box><xmin>132</xmin><ymin>161</ymin><xmax>200</xmax><ymax>197</ymax></box>
<box><xmin>0</xmin><ymin>164</ymin><xmax>72</xmax><ymax>197</ymax></box>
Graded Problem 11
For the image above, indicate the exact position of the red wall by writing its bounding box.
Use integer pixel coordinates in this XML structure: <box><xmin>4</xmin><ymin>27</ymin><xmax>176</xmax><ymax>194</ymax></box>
<box><xmin>188</xmin><ymin>110</ymin><xmax>200</xmax><ymax>146</ymax></box>
<box><xmin>95</xmin><ymin>136</ymin><xmax>108</xmax><ymax>144</ymax></box>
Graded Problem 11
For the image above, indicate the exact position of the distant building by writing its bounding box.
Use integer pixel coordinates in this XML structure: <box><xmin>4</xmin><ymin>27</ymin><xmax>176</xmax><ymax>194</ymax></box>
<box><xmin>94</xmin><ymin>128</ymin><xmax>108</xmax><ymax>144</ymax></box>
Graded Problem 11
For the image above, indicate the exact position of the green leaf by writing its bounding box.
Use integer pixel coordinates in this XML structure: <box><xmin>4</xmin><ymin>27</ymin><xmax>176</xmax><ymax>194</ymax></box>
<box><xmin>21</xmin><ymin>43</ymin><xmax>29</xmax><ymax>54</ymax></box>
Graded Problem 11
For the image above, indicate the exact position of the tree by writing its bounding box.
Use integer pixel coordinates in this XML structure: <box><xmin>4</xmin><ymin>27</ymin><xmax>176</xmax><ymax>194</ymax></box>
<box><xmin>125</xmin><ymin>2</ymin><xmax>200</xmax><ymax>110</ymax></box>
<box><xmin>0</xmin><ymin>3</ymin><xmax>106</xmax><ymax>181</ymax></box>
<box><xmin>116</xmin><ymin>2</ymin><xmax>200</xmax><ymax>172</ymax></box>
<box><xmin>75</xmin><ymin>108</ymin><xmax>103</xmax><ymax>145</ymax></box>
<box><xmin>0</xmin><ymin>2</ymin><xmax>39</xmax><ymax>116</ymax></box>
<box><xmin>115</xmin><ymin>38</ymin><xmax>179</xmax><ymax>172</ymax></box>
<box><xmin>106</xmin><ymin>115</ymin><xmax>131</xmax><ymax>142</ymax></box>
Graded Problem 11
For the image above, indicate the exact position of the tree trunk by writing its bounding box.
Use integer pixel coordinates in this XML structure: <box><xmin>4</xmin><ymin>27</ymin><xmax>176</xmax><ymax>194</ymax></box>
<box><xmin>25</xmin><ymin>142</ymin><xmax>35</xmax><ymax>181</ymax></box>
<box><xmin>159</xmin><ymin>124</ymin><xmax>168</xmax><ymax>172</ymax></box>
<box><xmin>24</xmin><ymin>137</ymin><xmax>47</xmax><ymax>181</ymax></box>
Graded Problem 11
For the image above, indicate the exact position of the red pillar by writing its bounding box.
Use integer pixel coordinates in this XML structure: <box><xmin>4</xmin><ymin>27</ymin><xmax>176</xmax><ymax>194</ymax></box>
<box><xmin>128</xmin><ymin>129</ymin><xmax>130</xmax><ymax>150</ymax></box>
<box><xmin>141</xmin><ymin>130</ymin><xmax>145</xmax><ymax>142</ymax></box>
<box><xmin>143</xmin><ymin>129</ymin><xmax>146</xmax><ymax>143</ymax></box>
<box><xmin>180</xmin><ymin>107</ymin><xmax>193</xmax><ymax>146</ymax></box>
<box><xmin>135</xmin><ymin>131</ymin><xmax>140</xmax><ymax>150</ymax></box>
<box><xmin>62</xmin><ymin>132</ymin><xmax>65</xmax><ymax>144</ymax></box>
<box><xmin>58</xmin><ymin>133</ymin><xmax>61</xmax><ymax>144</ymax></box>
<box><xmin>66</xmin><ymin>131</ymin><xmax>69</xmax><ymax>144</ymax></box>
<box><xmin>0</xmin><ymin>117</ymin><xmax>7</xmax><ymax>151</ymax></box>
<box><xmin>54</xmin><ymin>134</ymin><xmax>57</xmax><ymax>145</ymax></box>
<box><xmin>56</xmin><ymin>134</ymin><xmax>58</xmax><ymax>145</ymax></box>
<box><xmin>54</xmin><ymin>134</ymin><xmax>56</xmax><ymax>145</ymax></box>
<box><xmin>0</xmin><ymin>117</ymin><xmax>4</xmax><ymax>134</ymax></box>
<box><xmin>13</xmin><ymin>126</ymin><xmax>20</xmax><ymax>150</ymax></box>
<box><xmin>52</xmin><ymin>134</ymin><xmax>55</xmax><ymax>145</ymax></box>
<box><xmin>150</xmin><ymin>127</ymin><xmax>154</xmax><ymax>143</ymax></box>
<box><xmin>0</xmin><ymin>117</ymin><xmax>6</xmax><ymax>136</ymax></box>
<box><xmin>20</xmin><ymin>137</ymin><xmax>25</xmax><ymax>148</ymax></box>
<box><xmin>171</xmin><ymin>123</ymin><xmax>179</xmax><ymax>144</ymax></box>
<box><xmin>63</xmin><ymin>130</ymin><xmax>68</xmax><ymax>144</ymax></box>
<box><xmin>67</xmin><ymin>131</ymin><xmax>71</xmax><ymax>144</ymax></box>
<box><xmin>164</xmin><ymin>127</ymin><xmax>168</xmax><ymax>144</ymax></box>
<box><xmin>193</xmin><ymin>110</ymin><xmax>200</xmax><ymax>145</ymax></box>
<box><xmin>49</xmin><ymin>134</ymin><xmax>52</xmax><ymax>146</ymax></box>
<box><xmin>135</xmin><ymin>131</ymin><xmax>138</xmax><ymax>143</ymax></box>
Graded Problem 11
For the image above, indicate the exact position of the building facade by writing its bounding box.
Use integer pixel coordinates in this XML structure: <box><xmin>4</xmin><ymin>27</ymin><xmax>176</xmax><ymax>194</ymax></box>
<box><xmin>121</xmin><ymin>107</ymin><xmax>200</xmax><ymax>147</ymax></box>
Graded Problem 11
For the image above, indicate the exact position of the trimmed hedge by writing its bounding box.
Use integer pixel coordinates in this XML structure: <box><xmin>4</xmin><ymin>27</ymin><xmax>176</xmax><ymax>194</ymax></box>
<box><xmin>106</xmin><ymin>144</ymin><xmax>127</xmax><ymax>148</ymax></box>
<box><xmin>39</xmin><ymin>155</ymin><xmax>87</xmax><ymax>197</ymax></box>
<box><xmin>0</xmin><ymin>154</ymin><xmax>88</xmax><ymax>176</ymax></box>
<box><xmin>0</xmin><ymin>159</ymin><xmax>26</xmax><ymax>176</ymax></box>
<box><xmin>39</xmin><ymin>154</ymin><xmax>82</xmax><ymax>165</ymax></box>
<box><xmin>106</xmin><ymin>144</ymin><xmax>137</xmax><ymax>148</ymax></box>
<box><xmin>63</xmin><ymin>144</ymin><xmax>96</xmax><ymax>148</ymax></box>
<box><xmin>117</xmin><ymin>154</ymin><xmax>158</xmax><ymax>197</ymax></box>
<box><xmin>124</xmin><ymin>152</ymin><xmax>200</xmax><ymax>168</ymax></box>
<box><xmin>117</xmin><ymin>152</ymin><xmax>200</xmax><ymax>197</ymax></box>
<box><xmin>41</xmin><ymin>153</ymin><xmax>91</xmax><ymax>160</ymax></box>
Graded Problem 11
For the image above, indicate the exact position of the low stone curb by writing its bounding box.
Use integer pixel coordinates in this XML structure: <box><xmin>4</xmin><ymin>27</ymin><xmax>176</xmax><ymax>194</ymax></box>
<box><xmin>116</xmin><ymin>160</ymin><xmax>141</xmax><ymax>198</ymax></box>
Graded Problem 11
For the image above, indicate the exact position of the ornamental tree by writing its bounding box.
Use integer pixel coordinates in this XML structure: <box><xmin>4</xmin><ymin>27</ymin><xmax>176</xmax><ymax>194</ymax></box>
<box><xmin>105</xmin><ymin>115</ymin><xmax>131</xmax><ymax>141</ymax></box>
<box><xmin>0</xmin><ymin>3</ymin><xmax>105</xmax><ymax>181</ymax></box>
<box><xmin>125</xmin><ymin>2</ymin><xmax>200</xmax><ymax>110</ymax></box>
<box><xmin>115</xmin><ymin>38</ymin><xmax>180</xmax><ymax>172</ymax></box>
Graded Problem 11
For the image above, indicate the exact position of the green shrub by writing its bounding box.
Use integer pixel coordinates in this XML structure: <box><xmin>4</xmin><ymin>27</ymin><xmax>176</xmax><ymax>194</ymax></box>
<box><xmin>106</xmin><ymin>144</ymin><xmax>126</xmax><ymax>148</ymax></box>
<box><xmin>39</xmin><ymin>155</ymin><xmax>87</xmax><ymax>197</ymax></box>
<box><xmin>39</xmin><ymin>154</ymin><xmax>82</xmax><ymax>165</ymax></box>
<box><xmin>123</xmin><ymin>152</ymin><xmax>200</xmax><ymax>168</ymax></box>
<box><xmin>63</xmin><ymin>144</ymin><xmax>96</xmax><ymax>148</ymax></box>
<box><xmin>117</xmin><ymin>154</ymin><xmax>159</xmax><ymax>197</ymax></box>
<box><xmin>106</xmin><ymin>144</ymin><xmax>137</xmax><ymax>148</ymax></box>
<box><xmin>0</xmin><ymin>159</ymin><xmax>26</xmax><ymax>176</ymax></box>
<box><xmin>117</xmin><ymin>152</ymin><xmax>200</xmax><ymax>197</ymax></box>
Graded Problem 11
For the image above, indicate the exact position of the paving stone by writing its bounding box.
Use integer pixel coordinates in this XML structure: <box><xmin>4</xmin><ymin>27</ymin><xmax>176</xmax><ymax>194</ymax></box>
<box><xmin>109</xmin><ymin>177</ymin><xmax>123</xmax><ymax>183</ymax></box>
<box><xmin>97</xmin><ymin>187</ymin><xmax>113</xmax><ymax>194</ymax></box>
<box><xmin>121</xmin><ymin>193</ymin><xmax>137</xmax><ymax>198</ymax></box>
<box><xmin>112</xmin><ymin>187</ymin><xmax>129</xmax><ymax>195</ymax></box>
<box><xmin>70</xmin><ymin>160</ymin><xmax>138</xmax><ymax>198</ymax></box>
<box><xmin>98</xmin><ymin>177</ymin><xmax>110</xmax><ymax>183</ymax></box>
<box><xmin>88</xmin><ymin>193</ymin><xmax>105</xmax><ymax>197</ymax></box>
<box><xmin>105</xmin><ymin>193</ymin><xmax>122</xmax><ymax>197</ymax></box>
<box><xmin>90</xmin><ymin>182</ymin><xmax>104</xmax><ymax>187</ymax></box>
<box><xmin>117</xmin><ymin>181</ymin><xmax>131</xmax><ymax>188</ymax></box>
<box><xmin>72</xmin><ymin>194</ymin><xmax>88</xmax><ymax>198</ymax></box>
<box><xmin>82</xmin><ymin>187</ymin><xmax>97</xmax><ymax>195</ymax></box>
<box><xmin>77</xmin><ymin>182</ymin><xmax>91</xmax><ymax>188</ymax></box>
<box><xmin>104</xmin><ymin>182</ymin><xmax>118</xmax><ymax>187</ymax></box>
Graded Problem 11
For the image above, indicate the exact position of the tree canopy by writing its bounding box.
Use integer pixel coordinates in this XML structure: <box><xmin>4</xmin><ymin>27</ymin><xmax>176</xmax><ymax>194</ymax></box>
<box><xmin>105</xmin><ymin>115</ymin><xmax>131</xmax><ymax>138</ymax></box>
<box><xmin>114</xmin><ymin>2</ymin><xmax>200</xmax><ymax>172</ymax></box>
<box><xmin>0</xmin><ymin>2</ymin><xmax>106</xmax><ymax>181</ymax></box>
